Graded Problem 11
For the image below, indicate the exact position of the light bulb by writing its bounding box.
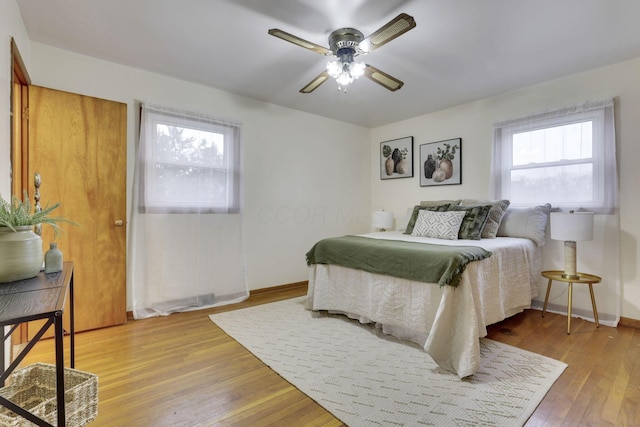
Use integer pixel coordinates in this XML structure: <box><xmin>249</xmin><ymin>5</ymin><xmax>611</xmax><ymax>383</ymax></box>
<box><xmin>336</xmin><ymin>73</ymin><xmax>353</xmax><ymax>86</ymax></box>
<box><xmin>350</xmin><ymin>61</ymin><xmax>365</xmax><ymax>78</ymax></box>
<box><xmin>326</xmin><ymin>60</ymin><xmax>341</xmax><ymax>78</ymax></box>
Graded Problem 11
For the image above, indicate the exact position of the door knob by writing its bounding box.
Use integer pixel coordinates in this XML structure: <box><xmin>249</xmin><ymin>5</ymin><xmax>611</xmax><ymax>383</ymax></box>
<box><xmin>115</xmin><ymin>220</ymin><xmax>124</xmax><ymax>226</ymax></box>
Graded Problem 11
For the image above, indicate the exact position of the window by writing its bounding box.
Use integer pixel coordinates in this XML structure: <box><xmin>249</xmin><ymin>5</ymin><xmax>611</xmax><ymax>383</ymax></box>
<box><xmin>492</xmin><ymin>99</ymin><xmax>616</xmax><ymax>213</ymax></box>
<box><xmin>139</xmin><ymin>105</ymin><xmax>241</xmax><ymax>213</ymax></box>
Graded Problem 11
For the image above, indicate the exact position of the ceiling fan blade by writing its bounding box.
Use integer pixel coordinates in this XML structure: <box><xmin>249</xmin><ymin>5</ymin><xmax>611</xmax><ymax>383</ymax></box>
<box><xmin>268</xmin><ymin>29</ymin><xmax>332</xmax><ymax>56</ymax></box>
<box><xmin>359</xmin><ymin>13</ymin><xmax>416</xmax><ymax>53</ymax></box>
<box><xmin>364</xmin><ymin>65</ymin><xmax>404</xmax><ymax>91</ymax></box>
<box><xmin>300</xmin><ymin>71</ymin><xmax>330</xmax><ymax>93</ymax></box>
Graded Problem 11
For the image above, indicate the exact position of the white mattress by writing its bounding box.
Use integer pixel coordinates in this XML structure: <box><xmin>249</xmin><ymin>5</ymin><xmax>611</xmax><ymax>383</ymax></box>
<box><xmin>305</xmin><ymin>231</ymin><xmax>541</xmax><ymax>378</ymax></box>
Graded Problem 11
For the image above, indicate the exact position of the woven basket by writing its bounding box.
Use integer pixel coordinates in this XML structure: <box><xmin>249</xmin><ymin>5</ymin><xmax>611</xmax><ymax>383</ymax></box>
<box><xmin>0</xmin><ymin>363</ymin><xmax>98</xmax><ymax>426</ymax></box>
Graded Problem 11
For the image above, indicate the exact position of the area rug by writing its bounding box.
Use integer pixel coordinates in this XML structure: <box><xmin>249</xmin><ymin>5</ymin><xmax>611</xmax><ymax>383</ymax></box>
<box><xmin>209</xmin><ymin>297</ymin><xmax>566</xmax><ymax>426</ymax></box>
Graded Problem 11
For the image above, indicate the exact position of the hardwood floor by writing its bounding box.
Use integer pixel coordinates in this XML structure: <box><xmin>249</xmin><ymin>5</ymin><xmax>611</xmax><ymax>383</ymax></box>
<box><xmin>16</xmin><ymin>285</ymin><xmax>640</xmax><ymax>426</ymax></box>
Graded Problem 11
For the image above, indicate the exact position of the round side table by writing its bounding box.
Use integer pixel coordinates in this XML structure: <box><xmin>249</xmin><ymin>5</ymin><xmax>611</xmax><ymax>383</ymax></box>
<box><xmin>541</xmin><ymin>270</ymin><xmax>601</xmax><ymax>335</ymax></box>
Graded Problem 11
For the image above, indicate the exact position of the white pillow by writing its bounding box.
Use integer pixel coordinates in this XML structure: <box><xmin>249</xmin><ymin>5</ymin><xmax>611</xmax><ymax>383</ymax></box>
<box><xmin>411</xmin><ymin>210</ymin><xmax>466</xmax><ymax>240</ymax></box>
<box><xmin>496</xmin><ymin>203</ymin><xmax>552</xmax><ymax>245</ymax></box>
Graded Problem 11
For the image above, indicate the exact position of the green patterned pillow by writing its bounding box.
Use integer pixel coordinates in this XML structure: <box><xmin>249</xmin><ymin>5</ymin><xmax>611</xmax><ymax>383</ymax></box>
<box><xmin>459</xmin><ymin>199</ymin><xmax>510</xmax><ymax>238</ymax></box>
<box><xmin>403</xmin><ymin>204</ymin><xmax>451</xmax><ymax>235</ymax></box>
<box><xmin>447</xmin><ymin>205</ymin><xmax>493</xmax><ymax>240</ymax></box>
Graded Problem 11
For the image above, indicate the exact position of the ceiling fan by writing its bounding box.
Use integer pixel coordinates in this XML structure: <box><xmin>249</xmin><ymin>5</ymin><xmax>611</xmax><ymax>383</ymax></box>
<box><xmin>268</xmin><ymin>13</ymin><xmax>416</xmax><ymax>93</ymax></box>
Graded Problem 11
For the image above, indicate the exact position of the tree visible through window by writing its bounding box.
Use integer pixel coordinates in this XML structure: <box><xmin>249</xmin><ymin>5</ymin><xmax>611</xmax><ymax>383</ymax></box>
<box><xmin>140</xmin><ymin>105</ymin><xmax>241</xmax><ymax>213</ymax></box>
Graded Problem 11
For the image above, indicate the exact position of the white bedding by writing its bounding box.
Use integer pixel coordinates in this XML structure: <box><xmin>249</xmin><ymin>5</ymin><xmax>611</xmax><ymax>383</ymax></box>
<box><xmin>305</xmin><ymin>231</ymin><xmax>541</xmax><ymax>378</ymax></box>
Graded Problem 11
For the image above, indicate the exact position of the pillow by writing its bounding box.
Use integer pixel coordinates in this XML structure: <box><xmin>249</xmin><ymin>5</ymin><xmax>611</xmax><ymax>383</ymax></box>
<box><xmin>397</xmin><ymin>207</ymin><xmax>414</xmax><ymax>232</ymax></box>
<box><xmin>496</xmin><ymin>203</ymin><xmax>552</xmax><ymax>245</ymax></box>
<box><xmin>419</xmin><ymin>199</ymin><xmax>461</xmax><ymax>207</ymax></box>
<box><xmin>447</xmin><ymin>205</ymin><xmax>493</xmax><ymax>240</ymax></box>
<box><xmin>411</xmin><ymin>210</ymin><xmax>466</xmax><ymax>240</ymax></box>
<box><xmin>403</xmin><ymin>204</ymin><xmax>451</xmax><ymax>235</ymax></box>
<box><xmin>459</xmin><ymin>199</ymin><xmax>510</xmax><ymax>238</ymax></box>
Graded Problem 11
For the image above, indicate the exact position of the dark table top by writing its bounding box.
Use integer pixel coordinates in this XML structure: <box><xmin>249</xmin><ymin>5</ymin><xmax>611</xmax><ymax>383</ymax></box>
<box><xmin>0</xmin><ymin>262</ymin><xmax>73</xmax><ymax>325</ymax></box>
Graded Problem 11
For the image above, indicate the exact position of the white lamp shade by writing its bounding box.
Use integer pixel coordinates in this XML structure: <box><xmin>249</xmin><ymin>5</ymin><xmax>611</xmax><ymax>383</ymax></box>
<box><xmin>372</xmin><ymin>210</ymin><xmax>393</xmax><ymax>230</ymax></box>
<box><xmin>550</xmin><ymin>212</ymin><xmax>594</xmax><ymax>241</ymax></box>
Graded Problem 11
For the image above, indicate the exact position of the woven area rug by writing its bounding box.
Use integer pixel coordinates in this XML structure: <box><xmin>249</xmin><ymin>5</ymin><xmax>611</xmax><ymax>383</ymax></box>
<box><xmin>209</xmin><ymin>297</ymin><xmax>566</xmax><ymax>426</ymax></box>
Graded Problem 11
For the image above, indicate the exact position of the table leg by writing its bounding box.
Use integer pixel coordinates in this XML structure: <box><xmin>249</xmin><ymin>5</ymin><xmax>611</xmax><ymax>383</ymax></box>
<box><xmin>54</xmin><ymin>312</ymin><xmax>66</xmax><ymax>426</ymax></box>
<box><xmin>589</xmin><ymin>283</ymin><xmax>600</xmax><ymax>328</ymax></box>
<box><xmin>0</xmin><ymin>330</ymin><xmax>4</xmax><ymax>388</ymax></box>
<box><xmin>542</xmin><ymin>279</ymin><xmax>553</xmax><ymax>317</ymax></box>
<box><xmin>567</xmin><ymin>282</ymin><xmax>573</xmax><ymax>335</ymax></box>
<box><xmin>70</xmin><ymin>272</ymin><xmax>75</xmax><ymax>368</ymax></box>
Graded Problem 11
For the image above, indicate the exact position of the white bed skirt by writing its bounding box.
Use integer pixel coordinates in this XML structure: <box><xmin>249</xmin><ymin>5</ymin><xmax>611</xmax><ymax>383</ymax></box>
<box><xmin>305</xmin><ymin>236</ymin><xmax>539</xmax><ymax>378</ymax></box>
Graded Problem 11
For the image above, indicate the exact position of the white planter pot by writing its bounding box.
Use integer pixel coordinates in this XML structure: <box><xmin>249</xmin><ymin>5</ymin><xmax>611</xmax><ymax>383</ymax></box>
<box><xmin>0</xmin><ymin>226</ymin><xmax>43</xmax><ymax>283</ymax></box>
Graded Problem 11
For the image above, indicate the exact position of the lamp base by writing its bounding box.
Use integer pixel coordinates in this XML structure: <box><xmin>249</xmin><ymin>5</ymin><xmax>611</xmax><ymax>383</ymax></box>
<box><xmin>562</xmin><ymin>240</ymin><xmax>578</xmax><ymax>280</ymax></box>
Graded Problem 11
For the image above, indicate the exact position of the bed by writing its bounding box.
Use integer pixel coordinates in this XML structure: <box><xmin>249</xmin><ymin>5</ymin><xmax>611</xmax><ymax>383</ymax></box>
<box><xmin>305</xmin><ymin>200</ymin><xmax>551</xmax><ymax>378</ymax></box>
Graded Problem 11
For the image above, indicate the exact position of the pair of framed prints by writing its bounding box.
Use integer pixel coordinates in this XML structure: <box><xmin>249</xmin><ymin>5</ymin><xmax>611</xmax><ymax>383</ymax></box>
<box><xmin>379</xmin><ymin>136</ymin><xmax>461</xmax><ymax>186</ymax></box>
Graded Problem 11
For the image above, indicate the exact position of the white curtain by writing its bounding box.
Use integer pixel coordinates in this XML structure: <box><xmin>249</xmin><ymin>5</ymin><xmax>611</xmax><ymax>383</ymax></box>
<box><xmin>129</xmin><ymin>103</ymin><xmax>248</xmax><ymax>319</ymax></box>
<box><xmin>491</xmin><ymin>99</ymin><xmax>620</xmax><ymax>325</ymax></box>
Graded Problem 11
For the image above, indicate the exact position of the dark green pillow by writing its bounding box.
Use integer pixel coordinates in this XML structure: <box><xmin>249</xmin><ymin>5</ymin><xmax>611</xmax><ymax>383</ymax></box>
<box><xmin>404</xmin><ymin>204</ymin><xmax>451</xmax><ymax>235</ymax></box>
<box><xmin>447</xmin><ymin>205</ymin><xmax>493</xmax><ymax>240</ymax></box>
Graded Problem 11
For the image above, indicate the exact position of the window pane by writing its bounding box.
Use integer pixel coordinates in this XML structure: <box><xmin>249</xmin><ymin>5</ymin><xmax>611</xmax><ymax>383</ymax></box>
<box><xmin>154</xmin><ymin>164</ymin><xmax>227</xmax><ymax>204</ymax></box>
<box><xmin>512</xmin><ymin>122</ymin><xmax>592</xmax><ymax>166</ymax></box>
<box><xmin>510</xmin><ymin>163</ymin><xmax>593</xmax><ymax>204</ymax></box>
<box><xmin>156</xmin><ymin>124</ymin><xmax>224</xmax><ymax>167</ymax></box>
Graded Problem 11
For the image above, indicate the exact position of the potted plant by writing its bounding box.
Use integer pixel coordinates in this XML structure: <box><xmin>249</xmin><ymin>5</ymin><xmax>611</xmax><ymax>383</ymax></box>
<box><xmin>0</xmin><ymin>192</ymin><xmax>74</xmax><ymax>282</ymax></box>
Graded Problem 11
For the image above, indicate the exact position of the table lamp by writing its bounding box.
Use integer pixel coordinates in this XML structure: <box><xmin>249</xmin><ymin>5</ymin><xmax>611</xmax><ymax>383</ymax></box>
<box><xmin>372</xmin><ymin>210</ymin><xmax>393</xmax><ymax>232</ymax></box>
<box><xmin>550</xmin><ymin>210</ymin><xmax>594</xmax><ymax>279</ymax></box>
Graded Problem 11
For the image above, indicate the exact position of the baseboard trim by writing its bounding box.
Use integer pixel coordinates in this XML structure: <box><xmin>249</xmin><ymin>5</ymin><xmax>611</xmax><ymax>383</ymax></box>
<box><xmin>126</xmin><ymin>281</ymin><xmax>309</xmax><ymax>320</ymax></box>
<box><xmin>250</xmin><ymin>281</ymin><xmax>308</xmax><ymax>296</ymax></box>
<box><xmin>619</xmin><ymin>316</ymin><xmax>640</xmax><ymax>330</ymax></box>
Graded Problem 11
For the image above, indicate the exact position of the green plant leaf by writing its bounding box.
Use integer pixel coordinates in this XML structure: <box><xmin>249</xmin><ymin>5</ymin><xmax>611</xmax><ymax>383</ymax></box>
<box><xmin>0</xmin><ymin>191</ymin><xmax>78</xmax><ymax>236</ymax></box>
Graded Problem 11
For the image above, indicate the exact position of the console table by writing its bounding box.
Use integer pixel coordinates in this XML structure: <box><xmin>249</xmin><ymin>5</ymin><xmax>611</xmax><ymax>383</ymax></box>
<box><xmin>0</xmin><ymin>262</ymin><xmax>74</xmax><ymax>426</ymax></box>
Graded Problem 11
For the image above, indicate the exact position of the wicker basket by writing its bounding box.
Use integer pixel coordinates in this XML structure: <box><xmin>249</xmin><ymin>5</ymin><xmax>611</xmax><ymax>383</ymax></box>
<box><xmin>0</xmin><ymin>363</ymin><xmax>98</xmax><ymax>426</ymax></box>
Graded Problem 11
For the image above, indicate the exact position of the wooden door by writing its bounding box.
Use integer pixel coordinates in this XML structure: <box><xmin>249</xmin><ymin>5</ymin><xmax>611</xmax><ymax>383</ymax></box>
<box><xmin>10</xmin><ymin>39</ymin><xmax>30</xmax><ymax>199</ymax></box>
<box><xmin>10</xmin><ymin>38</ymin><xmax>31</xmax><ymax>347</ymax></box>
<box><xmin>27</xmin><ymin>86</ymin><xmax>127</xmax><ymax>334</ymax></box>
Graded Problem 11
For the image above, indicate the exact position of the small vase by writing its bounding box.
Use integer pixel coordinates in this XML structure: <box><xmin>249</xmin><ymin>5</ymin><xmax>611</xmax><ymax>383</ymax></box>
<box><xmin>44</xmin><ymin>242</ymin><xmax>63</xmax><ymax>273</ymax></box>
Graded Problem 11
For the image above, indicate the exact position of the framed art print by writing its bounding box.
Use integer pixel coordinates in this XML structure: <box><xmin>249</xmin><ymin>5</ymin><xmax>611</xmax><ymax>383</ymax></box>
<box><xmin>419</xmin><ymin>138</ymin><xmax>461</xmax><ymax>186</ymax></box>
<box><xmin>380</xmin><ymin>136</ymin><xmax>414</xmax><ymax>180</ymax></box>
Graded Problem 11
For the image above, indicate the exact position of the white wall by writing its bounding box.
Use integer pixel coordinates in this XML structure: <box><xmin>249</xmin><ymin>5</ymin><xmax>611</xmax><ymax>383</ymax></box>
<box><xmin>1</xmin><ymin>0</ymin><xmax>31</xmax><ymax>371</ymax></box>
<box><xmin>23</xmin><ymin>42</ymin><xmax>371</xmax><ymax>309</ymax></box>
<box><xmin>0</xmin><ymin>0</ymin><xmax>30</xmax><ymax>197</ymax></box>
<box><xmin>371</xmin><ymin>57</ymin><xmax>640</xmax><ymax>322</ymax></box>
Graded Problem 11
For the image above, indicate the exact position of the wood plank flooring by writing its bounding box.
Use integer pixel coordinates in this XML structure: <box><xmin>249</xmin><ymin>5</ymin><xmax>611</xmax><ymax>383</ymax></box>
<box><xmin>15</xmin><ymin>285</ymin><xmax>640</xmax><ymax>426</ymax></box>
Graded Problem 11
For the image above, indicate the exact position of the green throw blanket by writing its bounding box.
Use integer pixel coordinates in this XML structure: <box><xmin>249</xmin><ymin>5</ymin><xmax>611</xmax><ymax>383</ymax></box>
<box><xmin>306</xmin><ymin>235</ymin><xmax>492</xmax><ymax>287</ymax></box>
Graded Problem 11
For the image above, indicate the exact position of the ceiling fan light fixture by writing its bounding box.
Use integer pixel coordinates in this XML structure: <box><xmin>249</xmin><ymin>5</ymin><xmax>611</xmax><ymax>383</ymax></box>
<box><xmin>326</xmin><ymin>47</ymin><xmax>365</xmax><ymax>90</ymax></box>
<box><xmin>269</xmin><ymin>13</ymin><xmax>416</xmax><ymax>93</ymax></box>
<box><xmin>336</xmin><ymin>72</ymin><xmax>354</xmax><ymax>87</ymax></box>
<box><xmin>326</xmin><ymin>58</ymin><xmax>365</xmax><ymax>90</ymax></box>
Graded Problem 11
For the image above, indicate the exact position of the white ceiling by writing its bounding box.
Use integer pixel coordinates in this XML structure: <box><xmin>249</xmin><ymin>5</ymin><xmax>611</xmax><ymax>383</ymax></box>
<box><xmin>16</xmin><ymin>0</ymin><xmax>640</xmax><ymax>128</ymax></box>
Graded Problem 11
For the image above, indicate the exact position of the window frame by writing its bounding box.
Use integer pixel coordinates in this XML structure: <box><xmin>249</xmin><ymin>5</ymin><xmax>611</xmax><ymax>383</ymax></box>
<box><xmin>492</xmin><ymin>99</ymin><xmax>616</xmax><ymax>214</ymax></box>
<box><xmin>140</xmin><ymin>106</ymin><xmax>241</xmax><ymax>214</ymax></box>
